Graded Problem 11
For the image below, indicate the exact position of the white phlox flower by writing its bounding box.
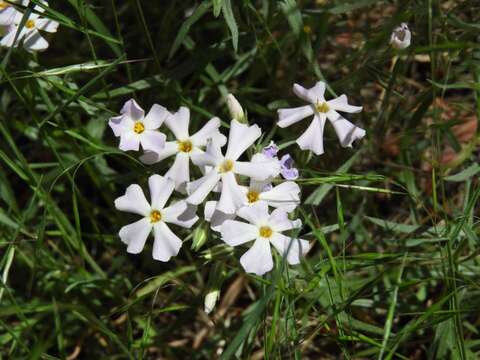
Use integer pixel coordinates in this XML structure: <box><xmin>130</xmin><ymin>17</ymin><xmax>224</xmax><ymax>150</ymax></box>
<box><xmin>226</xmin><ymin>93</ymin><xmax>245</xmax><ymax>122</ymax></box>
<box><xmin>220</xmin><ymin>202</ymin><xmax>309</xmax><ymax>276</ymax></box>
<box><xmin>0</xmin><ymin>1</ymin><xmax>59</xmax><ymax>52</ymax></box>
<box><xmin>114</xmin><ymin>175</ymin><xmax>198</xmax><ymax>262</ymax></box>
<box><xmin>109</xmin><ymin>99</ymin><xmax>168</xmax><ymax>153</ymax></box>
<box><xmin>186</xmin><ymin>120</ymin><xmax>280</xmax><ymax>214</ymax></box>
<box><xmin>277</xmin><ymin>81</ymin><xmax>365</xmax><ymax>155</ymax></box>
<box><xmin>390</xmin><ymin>23</ymin><xmax>411</xmax><ymax>50</ymax></box>
<box><xmin>241</xmin><ymin>178</ymin><xmax>300</xmax><ymax>212</ymax></box>
<box><xmin>140</xmin><ymin>106</ymin><xmax>226</xmax><ymax>190</ymax></box>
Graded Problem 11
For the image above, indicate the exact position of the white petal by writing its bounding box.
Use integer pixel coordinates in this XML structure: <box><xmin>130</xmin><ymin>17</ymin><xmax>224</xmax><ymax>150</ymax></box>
<box><xmin>204</xmin><ymin>201</ymin><xmax>235</xmax><ymax>231</ymax></box>
<box><xmin>225</xmin><ymin>120</ymin><xmax>261</xmax><ymax>161</ymax></box>
<box><xmin>118</xmin><ymin>131</ymin><xmax>140</xmax><ymax>152</ymax></box>
<box><xmin>190</xmin><ymin>140</ymin><xmax>223</xmax><ymax>168</ymax></box>
<box><xmin>108</xmin><ymin>115</ymin><xmax>132</xmax><ymax>137</ymax></box>
<box><xmin>235</xmin><ymin>158</ymin><xmax>280</xmax><ymax>181</ymax></box>
<box><xmin>190</xmin><ymin>117</ymin><xmax>222</xmax><ymax>146</ymax></box>
<box><xmin>0</xmin><ymin>27</ymin><xmax>19</xmax><ymax>47</ymax></box>
<box><xmin>119</xmin><ymin>218</ymin><xmax>152</xmax><ymax>254</ymax></box>
<box><xmin>220</xmin><ymin>220</ymin><xmax>258</xmax><ymax>246</ymax></box>
<box><xmin>148</xmin><ymin>175</ymin><xmax>174</xmax><ymax>210</ymax></box>
<box><xmin>139</xmin><ymin>141</ymin><xmax>178</xmax><ymax>164</ymax></box>
<box><xmin>143</xmin><ymin>104</ymin><xmax>169</xmax><ymax>130</ymax></box>
<box><xmin>35</xmin><ymin>18</ymin><xmax>59</xmax><ymax>33</ymax></box>
<box><xmin>260</xmin><ymin>181</ymin><xmax>300</xmax><ymax>211</ymax></box>
<box><xmin>240</xmin><ymin>239</ymin><xmax>273</xmax><ymax>276</ymax></box>
<box><xmin>166</xmin><ymin>106</ymin><xmax>190</xmax><ymax>140</ymax></box>
<box><xmin>164</xmin><ymin>202</ymin><xmax>198</xmax><ymax>228</ymax></box>
<box><xmin>120</xmin><ymin>99</ymin><xmax>144</xmax><ymax>121</ymax></box>
<box><xmin>186</xmin><ymin>170</ymin><xmax>221</xmax><ymax>205</ymax></box>
<box><xmin>139</xmin><ymin>130</ymin><xmax>166</xmax><ymax>153</ymax></box>
<box><xmin>237</xmin><ymin>201</ymin><xmax>269</xmax><ymax>226</ymax></box>
<box><xmin>270</xmin><ymin>233</ymin><xmax>309</xmax><ymax>265</ymax></box>
<box><xmin>328</xmin><ymin>113</ymin><xmax>366</xmax><ymax>147</ymax></box>
<box><xmin>277</xmin><ymin>105</ymin><xmax>314</xmax><ymax>128</ymax></box>
<box><xmin>165</xmin><ymin>152</ymin><xmax>190</xmax><ymax>188</ymax></box>
<box><xmin>23</xmin><ymin>29</ymin><xmax>48</xmax><ymax>52</ymax></box>
<box><xmin>0</xmin><ymin>8</ymin><xmax>17</xmax><ymax>26</ymax></box>
<box><xmin>296</xmin><ymin>115</ymin><xmax>326</xmax><ymax>155</ymax></box>
<box><xmin>115</xmin><ymin>184</ymin><xmax>151</xmax><ymax>216</ymax></box>
<box><xmin>269</xmin><ymin>208</ymin><xmax>302</xmax><ymax>232</ymax></box>
<box><xmin>293</xmin><ymin>81</ymin><xmax>325</xmax><ymax>103</ymax></box>
<box><xmin>217</xmin><ymin>172</ymin><xmax>245</xmax><ymax>214</ymax></box>
<box><xmin>152</xmin><ymin>222</ymin><xmax>182</xmax><ymax>261</ymax></box>
<box><xmin>327</xmin><ymin>94</ymin><xmax>362</xmax><ymax>114</ymax></box>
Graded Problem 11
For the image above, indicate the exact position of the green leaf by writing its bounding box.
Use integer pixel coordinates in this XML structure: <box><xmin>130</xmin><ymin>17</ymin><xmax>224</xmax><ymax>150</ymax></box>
<box><xmin>445</xmin><ymin>163</ymin><xmax>480</xmax><ymax>182</ymax></box>
<box><xmin>222</xmin><ymin>0</ymin><xmax>238</xmax><ymax>52</ymax></box>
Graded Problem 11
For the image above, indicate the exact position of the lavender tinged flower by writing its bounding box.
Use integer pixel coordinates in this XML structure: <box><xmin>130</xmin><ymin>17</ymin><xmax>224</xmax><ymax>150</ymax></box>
<box><xmin>262</xmin><ymin>141</ymin><xmax>279</xmax><ymax>159</ymax></box>
<box><xmin>280</xmin><ymin>154</ymin><xmax>299</xmax><ymax>180</ymax></box>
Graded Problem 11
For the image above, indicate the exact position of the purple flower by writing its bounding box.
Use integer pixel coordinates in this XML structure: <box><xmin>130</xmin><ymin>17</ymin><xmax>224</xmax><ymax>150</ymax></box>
<box><xmin>262</xmin><ymin>141</ymin><xmax>279</xmax><ymax>159</ymax></box>
<box><xmin>280</xmin><ymin>154</ymin><xmax>299</xmax><ymax>180</ymax></box>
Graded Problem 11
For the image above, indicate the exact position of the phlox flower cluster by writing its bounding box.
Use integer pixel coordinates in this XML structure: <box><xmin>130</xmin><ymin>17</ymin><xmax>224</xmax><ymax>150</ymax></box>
<box><xmin>109</xmin><ymin>83</ymin><xmax>365</xmax><ymax>276</ymax></box>
<box><xmin>0</xmin><ymin>0</ymin><xmax>58</xmax><ymax>52</ymax></box>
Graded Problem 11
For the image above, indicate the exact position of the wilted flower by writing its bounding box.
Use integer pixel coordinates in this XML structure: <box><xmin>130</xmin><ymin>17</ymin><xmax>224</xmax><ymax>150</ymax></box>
<box><xmin>114</xmin><ymin>175</ymin><xmax>198</xmax><ymax>261</ymax></box>
<box><xmin>390</xmin><ymin>23</ymin><xmax>411</xmax><ymax>50</ymax></box>
<box><xmin>187</xmin><ymin>120</ymin><xmax>280</xmax><ymax>214</ymax></box>
<box><xmin>278</xmin><ymin>81</ymin><xmax>365</xmax><ymax>155</ymax></box>
<box><xmin>109</xmin><ymin>99</ymin><xmax>167</xmax><ymax>153</ymax></box>
<box><xmin>0</xmin><ymin>1</ymin><xmax>59</xmax><ymax>52</ymax></box>
<box><xmin>140</xmin><ymin>106</ymin><xmax>226</xmax><ymax>190</ymax></box>
<box><xmin>220</xmin><ymin>202</ymin><xmax>309</xmax><ymax>275</ymax></box>
<box><xmin>226</xmin><ymin>93</ymin><xmax>245</xmax><ymax>122</ymax></box>
<box><xmin>262</xmin><ymin>141</ymin><xmax>299</xmax><ymax>180</ymax></box>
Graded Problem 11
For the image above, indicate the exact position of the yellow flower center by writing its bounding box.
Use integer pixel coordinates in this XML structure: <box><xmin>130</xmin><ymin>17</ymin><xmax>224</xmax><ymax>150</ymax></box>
<box><xmin>133</xmin><ymin>121</ymin><xmax>145</xmax><ymax>134</ymax></box>
<box><xmin>177</xmin><ymin>139</ymin><xmax>193</xmax><ymax>153</ymax></box>
<box><xmin>26</xmin><ymin>19</ymin><xmax>35</xmax><ymax>29</ymax></box>
<box><xmin>219</xmin><ymin>159</ymin><xmax>234</xmax><ymax>173</ymax></box>
<box><xmin>149</xmin><ymin>210</ymin><xmax>162</xmax><ymax>223</ymax></box>
<box><xmin>303</xmin><ymin>25</ymin><xmax>312</xmax><ymax>34</ymax></box>
<box><xmin>259</xmin><ymin>226</ymin><xmax>273</xmax><ymax>238</ymax></box>
<box><xmin>315</xmin><ymin>101</ymin><xmax>329</xmax><ymax>113</ymax></box>
<box><xmin>246</xmin><ymin>190</ymin><xmax>260</xmax><ymax>204</ymax></box>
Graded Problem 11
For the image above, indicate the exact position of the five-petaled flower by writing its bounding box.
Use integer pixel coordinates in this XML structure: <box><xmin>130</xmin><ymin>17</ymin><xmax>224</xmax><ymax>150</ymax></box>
<box><xmin>109</xmin><ymin>99</ymin><xmax>168</xmax><ymax>154</ymax></box>
<box><xmin>220</xmin><ymin>202</ymin><xmax>309</xmax><ymax>275</ymax></box>
<box><xmin>277</xmin><ymin>81</ymin><xmax>365</xmax><ymax>155</ymax></box>
<box><xmin>186</xmin><ymin>119</ymin><xmax>280</xmax><ymax>214</ymax></box>
<box><xmin>0</xmin><ymin>0</ymin><xmax>59</xmax><ymax>52</ymax></box>
<box><xmin>114</xmin><ymin>175</ymin><xmax>198</xmax><ymax>261</ymax></box>
<box><xmin>140</xmin><ymin>106</ymin><xmax>226</xmax><ymax>190</ymax></box>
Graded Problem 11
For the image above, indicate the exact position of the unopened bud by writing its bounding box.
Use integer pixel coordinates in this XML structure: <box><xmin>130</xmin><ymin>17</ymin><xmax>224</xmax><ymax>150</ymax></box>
<box><xmin>226</xmin><ymin>94</ymin><xmax>245</xmax><ymax>123</ymax></box>
<box><xmin>204</xmin><ymin>289</ymin><xmax>220</xmax><ymax>314</ymax></box>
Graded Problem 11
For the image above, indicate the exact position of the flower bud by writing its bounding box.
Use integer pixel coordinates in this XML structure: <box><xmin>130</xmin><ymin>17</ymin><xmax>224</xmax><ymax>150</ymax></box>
<box><xmin>390</xmin><ymin>23</ymin><xmax>411</xmax><ymax>50</ymax></box>
<box><xmin>226</xmin><ymin>94</ymin><xmax>245</xmax><ymax>123</ymax></box>
<box><xmin>204</xmin><ymin>289</ymin><xmax>220</xmax><ymax>314</ymax></box>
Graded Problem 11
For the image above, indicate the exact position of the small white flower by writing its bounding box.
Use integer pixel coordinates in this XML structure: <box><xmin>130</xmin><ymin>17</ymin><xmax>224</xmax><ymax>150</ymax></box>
<box><xmin>114</xmin><ymin>175</ymin><xmax>198</xmax><ymax>262</ymax></box>
<box><xmin>186</xmin><ymin>120</ymin><xmax>280</xmax><ymax>214</ymax></box>
<box><xmin>140</xmin><ymin>106</ymin><xmax>226</xmax><ymax>190</ymax></box>
<box><xmin>109</xmin><ymin>99</ymin><xmax>168</xmax><ymax>154</ymax></box>
<box><xmin>226</xmin><ymin>93</ymin><xmax>245</xmax><ymax>122</ymax></box>
<box><xmin>220</xmin><ymin>202</ymin><xmax>309</xmax><ymax>276</ymax></box>
<box><xmin>0</xmin><ymin>1</ymin><xmax>59</xmax><ymax>52</ymax></box>
<box><xmin>277</xmin><ymin>81</ymin><xmax>365</xmax><ymax>155</ymax></box>
<box><xmin>242</xmin><ymin>178</ymin><xmax>300</xmax><ymax>212</ymax></box>
<box><xmin>390</xmin><ymin>23</ymin><xmax>411</xmax><ymax>50</ymax></box>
